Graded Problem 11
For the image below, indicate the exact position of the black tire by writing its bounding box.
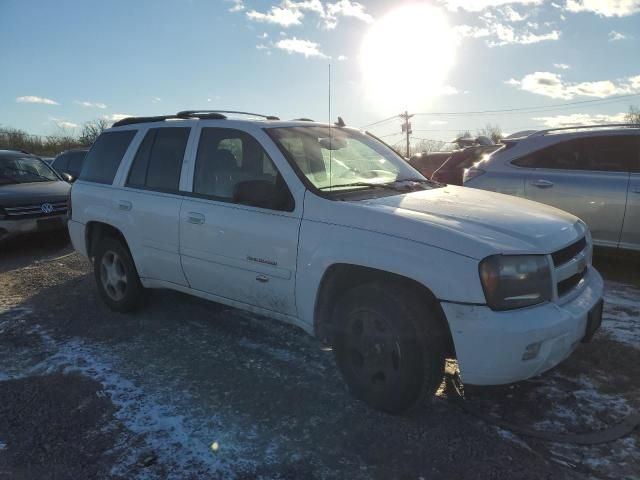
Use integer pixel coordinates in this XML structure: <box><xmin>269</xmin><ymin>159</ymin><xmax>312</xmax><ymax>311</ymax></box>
<box><xmin>93</xmin><ymin>237</ymin><xmax>144</xmax><ymax>312</ymax></box>
<box><xmin>332</xmin><ymin>282</ymin><xmax>446</xmax><ymax>414</ymax></box>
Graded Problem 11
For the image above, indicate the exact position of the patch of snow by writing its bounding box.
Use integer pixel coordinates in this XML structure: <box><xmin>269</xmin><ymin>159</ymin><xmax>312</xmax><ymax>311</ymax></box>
<box><xmin>529</xmin><ymin>372</ymin><xmax>639</xmax><ymax>478</ymax></box>
<box><xmin>25</xmin><ymin>328</ymin><xmax>272</xmax><ymax>479</ymax></box>
<box><xmin>494</xmin><ymin>427</ymin><xmax>533</xmax><ymax>452</ymax></box>
<box><xmin>602</xmin><ymin>281</ymin><xmax>640</xmax><ymax>349</ymax></box>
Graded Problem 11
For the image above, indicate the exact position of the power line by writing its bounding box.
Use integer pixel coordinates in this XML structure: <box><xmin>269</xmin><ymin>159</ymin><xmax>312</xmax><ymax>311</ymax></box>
<box><xmin>361</xmin><ymin>93</ymin><xmax>639</xmax><ymax>128</ymax></box>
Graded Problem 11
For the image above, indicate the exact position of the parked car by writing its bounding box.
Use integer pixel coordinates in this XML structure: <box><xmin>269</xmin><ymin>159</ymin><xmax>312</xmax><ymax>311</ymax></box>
<box><xmin>0</xmin><ymin>149</ymin><xmax>70</xmax><ymax>241</ymax></box>
<box><xmin>408</xmin><ymin>151</ymin><xmax>450</xmax><ymax>178</ymax></box>
<box><xmin>463</xmin><ymin>124</ymin><xmax>640</xmax><ymax>252</ymax></box>
<box><xmin>51</xmin><ymin>148</ymin><xmax>88</xmax><ymax>180</ymax></box>
<box><xmin>432</xmin><ymin>144</ymin><xmax>500</xmax><ymax>185</ymax></box>
<box><xmin>68</xmin><ymin>111</ymin><xmax>604</xmax><ymax>414</ymax></box>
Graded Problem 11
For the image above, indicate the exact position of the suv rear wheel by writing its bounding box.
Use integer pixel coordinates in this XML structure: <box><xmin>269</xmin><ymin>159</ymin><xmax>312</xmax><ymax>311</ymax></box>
<box><xmin>93</xmin><ymin>237</ymin><xmax>143</xmax><ymax>312</ymax></box>
<box><xmin>332</xmin><ymin>282</ymin><xmax>445</xmax><ymax>414</ymax></box>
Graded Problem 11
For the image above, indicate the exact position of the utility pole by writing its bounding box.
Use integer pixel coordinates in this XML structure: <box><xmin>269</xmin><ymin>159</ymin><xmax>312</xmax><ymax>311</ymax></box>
<box><xmin>400</xmin><ymin>110</ymin><xmax>413</xmax><ymax>158</ymax></box>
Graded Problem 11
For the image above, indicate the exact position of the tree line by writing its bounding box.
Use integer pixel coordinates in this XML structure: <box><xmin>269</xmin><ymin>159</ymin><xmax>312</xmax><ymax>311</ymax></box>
<box><xmin>0</xmin><ymin>119</ymin><xmax>110</xmax><ymax>157</ymax></box>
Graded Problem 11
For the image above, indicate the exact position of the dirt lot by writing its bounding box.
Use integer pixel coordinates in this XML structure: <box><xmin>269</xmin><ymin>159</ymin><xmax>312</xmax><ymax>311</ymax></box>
<box><xmin>0</xmin><ymin>232</ymin><xmax>638</xmax><ymax>479</ymax></box>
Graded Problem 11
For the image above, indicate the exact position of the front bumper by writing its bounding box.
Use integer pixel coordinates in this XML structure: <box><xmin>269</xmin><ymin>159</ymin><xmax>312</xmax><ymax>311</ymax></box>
<box><xmin>442</xmin><ymin>266</ymin><xmax>604</xmax><ymax>385</ymax></box>
<box><xmin>0</xmin><ymin>215</ymin><xmax>68</xmax><ymax>241</ymax></box>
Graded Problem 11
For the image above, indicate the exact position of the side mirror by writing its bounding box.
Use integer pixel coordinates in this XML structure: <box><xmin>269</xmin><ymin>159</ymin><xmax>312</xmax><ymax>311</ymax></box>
<box><xmin>61</xmin><ymin>172</ymin><xmax>75</xmax><ymax>183</ymax></box>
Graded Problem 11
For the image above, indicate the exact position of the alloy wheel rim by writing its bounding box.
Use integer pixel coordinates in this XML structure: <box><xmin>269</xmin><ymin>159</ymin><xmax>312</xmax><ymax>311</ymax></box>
<box><xmin>100</xmin><ymin>251</ymin><xmax>128</xmax><ymax>301</ymax></box>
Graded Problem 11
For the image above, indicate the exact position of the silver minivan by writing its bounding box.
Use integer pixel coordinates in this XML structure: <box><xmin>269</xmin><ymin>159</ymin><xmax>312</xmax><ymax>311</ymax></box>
<box><xmin>463</xmin><ymin>125</ymin><xmax>640</xmax><ymax>251</ymax></box>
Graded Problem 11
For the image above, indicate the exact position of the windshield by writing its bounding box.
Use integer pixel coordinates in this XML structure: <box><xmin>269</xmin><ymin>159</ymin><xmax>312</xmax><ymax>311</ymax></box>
<box><xmin>0</xmin><ymin>156</ymin><xmax>59</xmax><ymax>184</ymax></box>
<box><xmin>267</xmin><ymin>126</ymin><xmax>425</xmax><ymax>192</ymax></box>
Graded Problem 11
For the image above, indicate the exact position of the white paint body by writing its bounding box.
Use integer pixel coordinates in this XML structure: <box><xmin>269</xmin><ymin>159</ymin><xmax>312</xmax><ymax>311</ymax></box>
<box><xmin>69</xmin><ymin>119</ymin><xmax>604</xmax><ymax>385</ymax></box>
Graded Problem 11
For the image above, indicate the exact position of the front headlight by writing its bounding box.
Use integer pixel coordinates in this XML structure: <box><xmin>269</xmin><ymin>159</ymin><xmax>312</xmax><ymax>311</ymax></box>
<box><xmin>479</xmin><ymin>255</ymin><xmax>552</xmax><ymax>311</ymax></box>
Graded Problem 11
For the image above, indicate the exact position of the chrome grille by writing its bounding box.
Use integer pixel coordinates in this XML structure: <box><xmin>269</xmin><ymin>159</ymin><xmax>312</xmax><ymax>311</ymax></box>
<box><xmin>3</xmin><ymin>201</ymin><xmax>68</xmax><ymax>219</ymax></box>
<box><xmin>551</xmin><ymin>236</ymin><xmax>590</xmax><ymax>299</ymax></box>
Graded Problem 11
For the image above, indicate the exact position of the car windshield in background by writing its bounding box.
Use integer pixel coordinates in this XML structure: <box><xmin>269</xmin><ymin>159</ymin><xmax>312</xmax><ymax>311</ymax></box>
<box><xmin>0</xmin><ymin>156</ymin><xmax>58</xmax><ymax>184</ymax></box>
<box><xmin>267</xmin><ymin>126</ymin><xmax>430</xmax><ymax>193</ymax></box>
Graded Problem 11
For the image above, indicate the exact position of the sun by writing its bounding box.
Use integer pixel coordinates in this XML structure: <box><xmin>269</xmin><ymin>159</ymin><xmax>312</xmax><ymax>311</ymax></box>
<box><xmin>360</xmin><ymin>4</ymin><xmax>457</xmax><ymax>113</ymax></box>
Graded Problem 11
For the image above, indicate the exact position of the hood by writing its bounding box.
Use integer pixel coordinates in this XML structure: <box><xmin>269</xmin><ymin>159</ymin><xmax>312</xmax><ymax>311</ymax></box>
<box><xmin>306</xmin><ymin>185</ymin><xmax>586</xmax><ymax>260</ymax></box>
<box><xmin>0</xmin><ymin>180</ymin><xmax>70</xmax><ymax>207</ymax></box>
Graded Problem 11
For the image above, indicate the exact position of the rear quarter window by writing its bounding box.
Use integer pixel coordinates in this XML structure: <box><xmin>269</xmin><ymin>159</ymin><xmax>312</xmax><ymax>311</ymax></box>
<box><xmin>79</xmin><ymin>130</ymin><xmax>136</xmax><ymax>184</ymax></box>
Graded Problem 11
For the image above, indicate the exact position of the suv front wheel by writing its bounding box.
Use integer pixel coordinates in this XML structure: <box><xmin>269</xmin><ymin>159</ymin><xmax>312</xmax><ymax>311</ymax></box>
<box><xmin>332</xmin><ymin>282</ymin><xmax>446</xmax><ymax>414</ymax></box>
<box><xmin>93</xmin><ymin>237</ymin><xmax>144</xmax><ymax>312</ymax></box>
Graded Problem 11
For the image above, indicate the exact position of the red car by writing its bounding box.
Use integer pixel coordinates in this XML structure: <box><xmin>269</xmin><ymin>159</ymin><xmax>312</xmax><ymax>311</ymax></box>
<box><xmin>431</xmin><ymin>145</ymin><xmax>501</xmax><ymax>185</ymax></box>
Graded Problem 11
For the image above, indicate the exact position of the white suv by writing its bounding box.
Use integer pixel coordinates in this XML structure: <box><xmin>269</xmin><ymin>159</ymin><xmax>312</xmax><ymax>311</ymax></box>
<box><xmin>68</xmin><ymin>110</ymin><xmax>604</xmax><ymax>414</ymax></box>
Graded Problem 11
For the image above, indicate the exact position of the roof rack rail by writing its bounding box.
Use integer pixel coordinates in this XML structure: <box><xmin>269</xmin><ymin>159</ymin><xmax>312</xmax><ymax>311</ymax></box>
<box><xmin>112</xmin><ymin>115</ymin><xmax>182</xmax><ymax>128</ymax></box>
<box><xmin>292</xmin><ymin>118</ymin><xmax>314</xmax><ymax>122</ymax></box>
<box><xmin>529</xmin><ymin>123</ymin><xmax>640</xmax><ymax>138</ymax></box>
<box><xmin>177</xmin><ymin>110</ymin><xmax>280</xmax><ymax>120</ymax></box>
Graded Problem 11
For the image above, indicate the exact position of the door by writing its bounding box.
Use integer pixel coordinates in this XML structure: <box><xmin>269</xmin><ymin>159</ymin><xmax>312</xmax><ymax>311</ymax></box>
<box><xmin>519</xmin><ymin>136</ymin><xmax>633</xmax><ymax>248</ymax></box>
<box><xmin>110</xmin><ymin>126</ymin><xmax>192</xmax><ymax>286</ymax></box>
<box><xmin>620</xmin><ymin>137</ymin><xmax>640</xmax><ymax>250</ymax></box>
<box><xmin>180</xmin><ymin>127</ymin><xmax>301</xmax><ymax>316</ymax></box>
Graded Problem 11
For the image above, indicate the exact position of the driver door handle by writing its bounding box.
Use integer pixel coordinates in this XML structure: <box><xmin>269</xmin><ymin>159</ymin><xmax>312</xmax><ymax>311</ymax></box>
<box><xmin>531</xmin><ymin>179</ymin><xmax>554</xmax><ymax>188</ymax></box>
<box><xmin>118</xmin><ymin>200</ymin><xmax>132</xmax><ymax>211</ymax></box>
<box><xmin>187</xmin><ymin>212</ymin><xmax>205</xmax><ymax>225</ymax></box>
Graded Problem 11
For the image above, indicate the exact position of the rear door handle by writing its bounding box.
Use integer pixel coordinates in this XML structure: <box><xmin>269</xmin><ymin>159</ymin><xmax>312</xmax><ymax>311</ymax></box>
<box><xmin>187</xmin><ymin>212</ymin><xmax>205</xmax><ymax>225</ymax></box>
<box><xmin>531</xmin><ymin>179</ymin><xmax>554</xmax><ymax>188</ymax></box>
<box><xmin>118</xmin><ymin>200</ymin><xmax>132</xmax><ymax>211</ymax></box>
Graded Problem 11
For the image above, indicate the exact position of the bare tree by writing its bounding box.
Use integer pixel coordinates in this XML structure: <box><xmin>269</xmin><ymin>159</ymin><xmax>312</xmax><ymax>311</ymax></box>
<box><xmin>412</xmin><ymin>139</ymin><xmax>447</xmax><ymax>155</ymax></box>
<box><xmin>79</xmin><ymin>118</ymin><xmax>110</xmax><ymax>146</ymax></box>
<box><xmin>625</xmin><ymin>105</ymin><xmax>640</xmax><ymax>125</ymax></box>
<box><xmin>476</xmin><ymin>123</ymin><xmax>503</xmax><ymax>143</ymax></box>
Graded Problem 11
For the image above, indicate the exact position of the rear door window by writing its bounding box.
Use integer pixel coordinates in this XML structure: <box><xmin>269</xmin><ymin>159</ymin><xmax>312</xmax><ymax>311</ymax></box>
<box><xmin>79</xmin><ymin>130</ymin><xmax>136</xmax><ymax>184</ymax></box>
<box><xmin>67</xmin><ymin>151</ymin><xmax>86</xmax><ymax>177</ymax></box>
<box><xmin>52</xmin><ymin>153</ymin><xmax>69</xmax><ymax>173</ymax></box>
<box><xmin>126</xmin><ymin>127</ymin><xmax>190</xmax><ymax>193</ymax></box>
<box><xmin>513</xmin><ymin>136</ymin><xmax>633</xmax><ymax>172</ymax></box>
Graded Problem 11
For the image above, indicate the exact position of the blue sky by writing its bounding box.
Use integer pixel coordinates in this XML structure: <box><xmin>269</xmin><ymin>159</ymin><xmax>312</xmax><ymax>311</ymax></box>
<box><xmin>1</xmin><ymin>0</ymin><xmax>639</xmax><ymax>145</ymax></box>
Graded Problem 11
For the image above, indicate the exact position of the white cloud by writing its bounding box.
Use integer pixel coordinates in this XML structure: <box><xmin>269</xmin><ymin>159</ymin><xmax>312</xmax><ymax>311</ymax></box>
<box><xmin>458</xmin><ymin>22</ymin><xmax>560</xmax><ymax>46</ymax></box>
<box><xmin>501</xmin><ymin>5</ymin><xmax>528</xmax><ymax>21</ymax></box>
<box><xmin>488</xmin><ymin>23</ymin><xmax>560</xmax><ymax>46</ymax></box>
<box><xmin>442</xmin><ymin>0</ymin><xmax>543</xmax><ymax>12</ymax></box>
<box><xmin>16</xmin><ymin>95</ymin><xmax>59</xmax><ymax>105</ymax></box>
<box><xmin>439</xmin><ymin>85</ymin><xmax>460</xmax><ymax>95</ymax></box>
<box><xmin>151</xmin><ymin>97</ymin><xmax>162</xmax><ymax>103</ymax></box>
<box><xmin>429</xmin><ymin>120</ymin><xmax>449</xmax><ymax>125</ymax></box>
<box><xmin>506</xmin><ymin>71</ymin><xmax>640</xmax><ymax>99</ymax></box>
<box><xmin>227</xmin><ymin>0</ymin><xmax>244</xmax><ymax>13</ymax></box>
<box><xmin>50</xmin><ymin>117</ymin><xmax>78</xmax><ymax>129</ymax></box>
<box><xmin>275</xmin><ymin>37</ymin><xmax>328</xmax><ymax>58</ymax></box>
<box><xmin>247</xmin><ymin>6</ymin><xmax>303</xmax><ymax>27</ymax></box>
<box><xmin>102</xmin><ymin>113</ymin><xmax>134</xmax><ymax>122</ymax></box>
<box><xmin>554</xmin><ymin>63</ymin><xmax>571</xmax><ymax>69</ymax></box>
<box><xmin>337</xmin><ymin>54</ymin><xmax>347</xmax><ymax>61</ymax></box>
<box><xmin>75</xmin><ymin>100</ymin><xmax>107</xmax><ymax>109</ymax></box>
<box><xmin>258</xmin><ymin>32</ymin><xmax>269</xmax><ymax>39</ymax></box>
<box><xmin>256</xmin><ymin>43</ymin><xmax>270</xmax><ymax>50</ymax></box>
<box><xmin>533</xmin><ymin>112</ymin><xmax>628</xmax><ymax>127</ymax></box>
<box><xmin>246</xmin><ymin>0</ymin><xmax>372</xmax><ymax>29</ymax></box>
<box><xmin>565</xmin><ymin>0</ymin><xmax>640</xmax><ymax>17</ymax></box>
<box><xmin>609</xmin><ymin>30</ymin><xmax>628</xmax><ymax>40</ymax></box>
<box><xmin>326</xmin><ymin>0</ymin><xmax>373</xmax><ymax>25</ymax></box>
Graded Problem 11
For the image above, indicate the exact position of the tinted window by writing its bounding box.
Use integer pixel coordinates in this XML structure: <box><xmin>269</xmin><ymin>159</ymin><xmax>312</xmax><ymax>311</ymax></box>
<box><xmin>67</xmin><ymin>151</ymin><xmax>86</xmax><ymax>177</ymax></box>
<box><xmin>52</xmin><ymin>153</ymin><xmax>69</xmax><ymax>172</ymax></box>
<box><xmin>513</xmin><ymin>136</ymin><xmax>633</xmax><ymax>172</ymax></box>
<box><xmin>80</xmin><ymin>131</ymin><xmax>136</xmax><ymax>184</ymax></box>
<box><xmin>193</xmin><ymin>128</ymin><xmax>292</xmax><ymax>211</ymax></box>
<box><xmin>126</xmin><ymin>128</ymin><xmax>190</xmax><ymax>192</ymax></box>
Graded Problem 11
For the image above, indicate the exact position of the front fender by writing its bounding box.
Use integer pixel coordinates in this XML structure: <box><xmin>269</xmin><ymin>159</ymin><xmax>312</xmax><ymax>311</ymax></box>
<box><xmin>295</xmin><ymin>219</ymin><xmax>485</xmax><ymax>330</ymax></box>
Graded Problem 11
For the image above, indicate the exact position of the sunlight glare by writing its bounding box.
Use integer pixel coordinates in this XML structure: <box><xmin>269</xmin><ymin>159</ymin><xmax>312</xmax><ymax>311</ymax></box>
<box><xmin>360</xmin><ymin>4</ymin><xmax>457</xmax><ymax>113</ymax></box>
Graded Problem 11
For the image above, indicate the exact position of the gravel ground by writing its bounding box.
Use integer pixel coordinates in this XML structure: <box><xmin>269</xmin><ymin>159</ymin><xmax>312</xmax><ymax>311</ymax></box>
<box><xmin>0</xmin><ymin>232</ymin><xmax>638</xmax><ymax>479</ymax></box>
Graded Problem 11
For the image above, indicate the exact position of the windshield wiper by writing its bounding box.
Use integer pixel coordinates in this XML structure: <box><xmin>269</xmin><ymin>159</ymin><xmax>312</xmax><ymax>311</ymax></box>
<box><xmin>319</xmin><ymin>182</ymin><xmax>408</xmax><ymax>192</ymax></box>
<box><xmin>394</xmin><ymin>178</ymin><xmax>443</xmax><ymax>187</ymax></box>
